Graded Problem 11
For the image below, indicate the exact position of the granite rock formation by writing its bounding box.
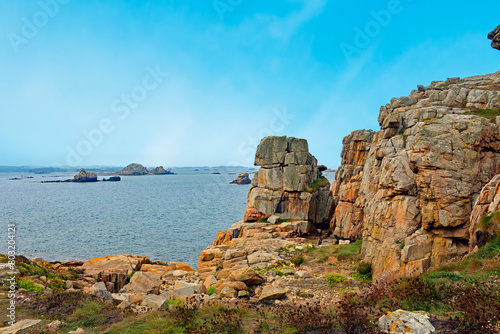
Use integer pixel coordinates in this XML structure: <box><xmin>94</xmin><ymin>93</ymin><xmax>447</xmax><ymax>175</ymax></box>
<box><xmin>469</xmin><ymin>174</ymin><xmax>500</xmax><ymax>251</ymax></box>
<box><xmin>149</xmin><ymin>166</ymin><xmax>174</xmax><ymax>175</ymax></box>
<box><xmin>488</xmin><ymin>25</ymin><xmax>500</xmax><ymax>51</ymax></box>
<box><xmin>330</xmin><ymin>130</ymin><xmax>375</xmax><ymax>238</ymax></box>
<box><xmin>245</xmin><ymin>136</ymin><xmax>334</xmax><ymax>225</ymax></box>
<box><xmin>230</xmin><ymin>173</ymin><xmax>251</xmax><ymax>184</ymax></box>
<box><xmin>73</xmin><ymin>169</ymin><xmax>98</xmax><ymax>182</ymax></box>
<box><xmin>334</xmin><ymin>72</ymin><xmax>500</xmax><ymax>278</ymax></box>
<box><xmin>119</xmin><ymin>163</ymin><xmax>149</xmax><ymax>175</ymax></box>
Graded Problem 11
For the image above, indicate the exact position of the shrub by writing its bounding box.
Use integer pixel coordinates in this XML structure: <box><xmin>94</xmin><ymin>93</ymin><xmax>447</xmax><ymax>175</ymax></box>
<box><xmin>46</xmin><ymin>278</ymin><xmax>67</xmax><ymax>293</ymax></box>
<box><xmin>206</xmin><ymin>287</ymin><xmax>216</xmax><ymax>295</ymax></box>
<box><xmin>324</xmin><ymin>274</ymin><xmax>345</xmax><ymax>287</ymax></box>
<box><xmin>258</xmin><ymin>217</ymin><xmax>268</xmax><ymax>223</ymax></box>
<box><xmin>18</xmin><ymin>278</ymin><xmax>44</xmax><ymax>293</ymax></box>
<box><xmin>292</xmin><ymin>255</ymin><xmax>305</xmax><ymax>267</ymax></box>
<box><xmin>357</xmin><ymin>262</ymin><xmax>372</xmax><ymax>275</ymax></box>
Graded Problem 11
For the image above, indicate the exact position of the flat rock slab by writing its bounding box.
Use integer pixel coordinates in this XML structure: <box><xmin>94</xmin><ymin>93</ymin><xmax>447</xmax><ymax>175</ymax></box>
<box><xmin>82</xmin><ymin>254</ymin><xmax>149</xmax><ymax>275</ymax></box>
<box><xmin>0</xmin><ymin>319</ymin><xmax>45</xmax><ymax>334</ymax></box>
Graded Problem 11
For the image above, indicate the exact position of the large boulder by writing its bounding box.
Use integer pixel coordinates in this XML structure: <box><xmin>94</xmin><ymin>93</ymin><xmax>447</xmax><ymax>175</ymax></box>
<box><xmin>228</xmin><ymin>267</ymin><xmax>263</xmax><ymax>285</ymax></box>
<box><xmin>73</xmin><ymin>169</ymin><xmax>97</xmax><ymax>182</ymax></box>
<box><xmin>245</xmin><ymin>136</ymin><xmax>334</xmax><ymax>225</ymax></box>
<box><xmin>488</xmin><ymin>25</ymin><xmax>500</xmax><ymax>51</ymax></box>
<box><xmin>378</xmin><ymin>310</ymin><xmax>435</xmax><ymax>334</ymax></box>
<box><xmin>119</xmin><ymin>163</ymin><xmax>149</xmax><ymax>175</ymax></box>
<box><xmin>337</xmin><ymin>72</ymin><xmax>500</xmax><ymax>278</ymax></box>
<box><xmin>469</xmin><ymin>174</ymin><xmax>500</xmax><ymax>251</ymax></box>
<box><xmin>82</xmin><ymin>254</ymin><xmax>148</xmax><ymax>276</ymax></box>
<box><xmin>126</xmin><ymin>271</ymin><xmax>160</xmax><ymax>294</ymax></box>
<box><xmin>142</xmin><ymin>294</ymin><xmax>167</xmax><ymax>310</ymax></box>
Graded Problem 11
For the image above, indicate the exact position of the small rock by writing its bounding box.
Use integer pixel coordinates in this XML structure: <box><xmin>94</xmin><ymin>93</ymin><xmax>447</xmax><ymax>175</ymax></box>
<box><xmin>142</xmin><ymin>294</ymin><xmax>167</xmax><ymax>310</ymax></box>
<box><xmin>228</xmin><ymin>268</ymin><xmax>263</xmax><ymax>285</ymax></box>
<box><xmin>173</xmin><ymin>281</ymin><xmax>205</xmax><ymax>296</ymax></box>
<box><xmin>68</xmin><ymin>328</ymin><xmax>86</xmax><ymax>334</ymax></box>
<box><xmin>204</xmin><ymin>275</ymin><xmax>217</xmax><ymax>289</ymax></box>
<box><xmin>117</xmin><ymin>300</ymin><xmax>131</xmax><ymax>310</ymax></box>
<box><xmin>268</xmin><ymin>215</ymin><xmax>280</xmax><ymax>224</ymax></box>
<box><xmin>45</xmin><ymin>320</ymin><xmax>64</xmax><ymax>333</ymax></box>
<box><xmin>173</xmin><ymin>270</ymin><xmax>189</xmax><ymax>277</ymax></box>
<box><xmin>220</xmin><ymin>286</ymin><xmax>238</xmax><ymax>298</ymax></box>
<box><xmin>258</xmin><ymin>285</ymin><xmax>287</xmax><ymax>301</ymax></box>
<box><xmin>295</xmin><ymin>270</ymin><xmax>312</xmax><ymax>278</ymax></box>
<box><xmin>89</xmin><ymin>282</ymin><xmax>113</xmax><ymax>302</ymax></box>
<box><xmin>280</xmin><ymin>269</ymin><xmax>295</xmax><ymax>275</ymax></box>
<box><xmin>238</xmin><ymin>290</ymin><xmax>250</xmax><ymax>298</ymax></box>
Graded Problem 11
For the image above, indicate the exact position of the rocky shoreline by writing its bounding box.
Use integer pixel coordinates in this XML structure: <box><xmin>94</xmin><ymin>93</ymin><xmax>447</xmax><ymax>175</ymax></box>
<box><xmin>3</xmin><ymin>30</ymin><xmax>500</xmax><ymax>334</ymax></box>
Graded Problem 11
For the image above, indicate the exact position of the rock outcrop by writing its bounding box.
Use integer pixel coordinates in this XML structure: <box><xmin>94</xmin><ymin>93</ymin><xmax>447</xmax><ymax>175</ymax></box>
<box><xmin>119</xmin><ymin>163</ymin><xmax>149</xmax><ymax>175</ymax></box>
<box><xmin>330</xmin><ymin>130</ymin><xmax>375</xmax><ymax>238</ymax></box>
<box><xmin>489</xmin><ymin>25</ymin><xmax>500</xmax><ymax>51</ymax></box>
<box><xmin>230</xmin><ymin>173</ymin><xmax>251</xmax><ymax>184</ymax></box>
<box><xmin>102</xmin><ymin>176</ymin><xmax>121</xmax><ymax>182</ymax></box>
<box><xmin>245</xmin><ymin>136</ymin><xmax>334</xmax><ymax>225</ymax></box>
<box><xmin>73</xmin><ymin>169</ymin><xmax>97</xmax><ymax>182</ymax></box>
<box><xmin>469</xmin><ymin>174</ymin><xmax>500</xmax><ymax>251</ymax></box>
<box><xmin>334</xmin><ymin>72</ymin><xmax>500</xmax><ymax>278</ymax></box>
<box><xmin>149</xmin><ymin>166</ymin><xmax>174</xmax><ymax>175</ymax></box>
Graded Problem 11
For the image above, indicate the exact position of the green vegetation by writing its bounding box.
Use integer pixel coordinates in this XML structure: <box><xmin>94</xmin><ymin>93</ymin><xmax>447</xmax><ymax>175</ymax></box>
<box><xmin>333</xmin><ymin>240</ymin><xmax>362</xmax><ymax>261</ymax></box>
<box><xmin>480</xmin><ymin>211</ymin><xmax>500</xmax><ymax>230</ymax></box>
<box><xmin>292</xmin><ymin>255</ymin><xmax>305</xmax><ymax>267</ymax></box>
<box><xmin>258</xmin><ymin>265</ymin><xmax>294</xmax><ymax>276</ymax></box>
<box><xmin>67</xmin><ymin>301</ymin><xmax>109</xmax><ymax>328</ymax></box>
<box><xmin>257</xmin><ymin>217</ymin><xmax>268</xmax><ymax>223</ymax></box>
<box><xmin>18</xmin><ymin>278</ymin><xmax>44</xmax><ymax>293</ymax></box>
<box><xmin>166</xmin><ymin>299</ymin><xmax>183</xmax><ymax>308</ymax></box>
<box><xmin>324</xmin><ymin>274</ymin><xmax>345</xmax><ymax>287</ymax></box>
<box><xmin>351</xmin><ymin>262</ymin><xmax>372</xmax><ymax>282</ymax></box>
<box><xmin>206</xmin><ymin>287</ymin><xmax>216</xmax><ymax>295</ymax></box>
<box><xmin>465</xmin><ymin>108</ymin><xmax>500</xmax><ymax>121</ymax></box>
<box><xmin>306</xmin><ymin>176</ymin><xmax>329</xmax><ymax>192</ymax></box>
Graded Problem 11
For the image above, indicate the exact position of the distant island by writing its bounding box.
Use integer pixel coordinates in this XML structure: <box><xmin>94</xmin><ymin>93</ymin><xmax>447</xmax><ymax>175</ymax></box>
<box><xmin>118</xmin><ymin>163</ymin><xmax>175</xmax><ymax>175</ymax></box>
<box><xmin>41</xmin><ymin>169</ymin><xmax>121</xmax><ymax>183</ymax></box>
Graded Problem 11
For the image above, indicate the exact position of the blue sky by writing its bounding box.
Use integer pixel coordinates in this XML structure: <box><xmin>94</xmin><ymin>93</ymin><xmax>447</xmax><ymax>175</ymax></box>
<box><xmin>0</xmin><ymin>0</ymin><xmax>499</xmax><ymax>168</ymax></box>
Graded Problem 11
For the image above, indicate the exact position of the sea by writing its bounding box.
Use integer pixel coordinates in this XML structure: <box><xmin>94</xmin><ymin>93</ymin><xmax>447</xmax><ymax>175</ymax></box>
<box><xmin>0</xmin><ymin>169</ymin><xmax>335</xmax><ymax>268</ymax></box>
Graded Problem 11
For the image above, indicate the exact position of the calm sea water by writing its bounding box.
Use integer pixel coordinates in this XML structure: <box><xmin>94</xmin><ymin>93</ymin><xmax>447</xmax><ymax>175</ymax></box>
<box><xmin>0</xmin><ymin>170</ymin><xmax>335</xmax><ymax>268</ymax></box>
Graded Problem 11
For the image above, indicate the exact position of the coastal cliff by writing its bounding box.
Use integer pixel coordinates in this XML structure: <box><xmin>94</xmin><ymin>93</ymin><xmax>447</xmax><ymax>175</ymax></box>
<box><xmin>333</xmin><ymin>71</ymin><xmax>500</xmax><ymax>277</ymax></box>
